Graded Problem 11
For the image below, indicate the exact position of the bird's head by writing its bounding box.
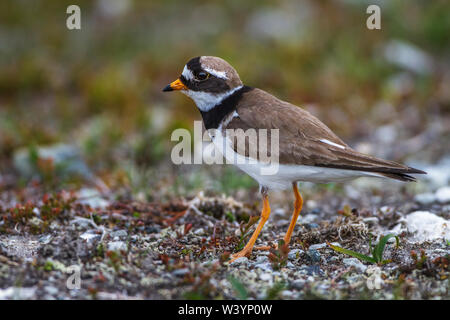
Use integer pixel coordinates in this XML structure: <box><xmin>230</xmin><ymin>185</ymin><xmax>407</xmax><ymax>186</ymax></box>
<box><xmin>163</xmin><ymin>56</ymin><xmax>243</xmax><ymax>112</ymax></box>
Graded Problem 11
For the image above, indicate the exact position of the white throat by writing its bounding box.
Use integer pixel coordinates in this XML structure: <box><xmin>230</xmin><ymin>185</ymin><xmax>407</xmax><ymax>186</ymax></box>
<box><xmin>182</xmin><ymin>85</ymin><xmax>243</xmax><ymax>112</ymax></box>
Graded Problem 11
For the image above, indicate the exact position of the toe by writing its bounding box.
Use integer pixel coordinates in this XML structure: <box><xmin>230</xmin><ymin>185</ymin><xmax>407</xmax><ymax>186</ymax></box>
<box><xmin>228</xmin><ymin>250</ymin><xmax>251</xmax><ymax>264</ymax></box>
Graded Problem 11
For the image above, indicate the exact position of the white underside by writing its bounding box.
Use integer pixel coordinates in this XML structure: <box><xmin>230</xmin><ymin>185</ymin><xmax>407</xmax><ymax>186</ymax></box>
<box><xmin>237</xmin><ymin>162</ymin><xmax>385</xmax><ymax>190</ymax></box>
<box><xmin>210</xmin><ymin>133</ymin><xmax>385</xmax><ymax>190</ymax></box>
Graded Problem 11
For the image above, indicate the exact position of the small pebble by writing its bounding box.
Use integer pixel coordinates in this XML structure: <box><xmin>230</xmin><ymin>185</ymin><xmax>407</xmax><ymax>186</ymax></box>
<box><xmin>44</xmin><ymin>286</ymin><xmax>59</xmax><ymax>296</ymax></box>
<box><xmin>259</xmin><ymin>273</ymin><xmax>272</xmax><ymax>281</ymax></box>
<box><xmin>436</xmin><ymin>186</ymin><xmax>450</xmax><ymax>204</ymax></box>
<box><xmin>286</xmin><ymin>261</ymin><xmax>295</xmax><ymax>269</ymax></box>
<box><xmin>307</xmin><ymin>249</ymin><xmax>321</xmax><ymax>263</ymax></box>
<box><xmin>288</xmin><ymin>249</ymin><xmax>303</xmax><ymax>260</ymax></box>
<box><xmin>309</xmin><ymin>243</ymin><xmax>327</xmax><ymax>250</ymax></box>
<box><xmin>281</xmin><ymin>290</ymin><xmax>294</xmax><ymax>298</ymax></box>
<box><xmin>255</xmin><ymin>255</ymin><xmax>269</xmax><ymax>263</ymax></box>
<box><xmin>145</xmin><ymin>226</ymin><xmax>160</xmax><ymax>234</ymax></box>
<box><xmin>229</xmin><ymin>257</ymin><xmax>248</xmax><ymax>266</ymax></box>
<box><xmin>80</xmin><ymin>231</ymin><xmax>101</xmax><ymax>243</ymax></box>
<box><xmin>328</xmin><ymin>256</ymin><xmax>339</xmax><ymax>263</ymax></box>
<box><xmin>110</xmin><ymin>230</ymin><xmax>128</xmax><ymax>239</ymax></box>
<box><xmin>107</xmin><ymin>241</ymin><xmax>127</xmax><ymax>252</ymax></box>
<box><xmin>254</xmin><ymin>262</ymin><xmax>273</xmax><ymax>272</ymax></box>
<box><xmin>305</xmin><ymin>265</ymin><xmax>322</xmax><ymax>275</ymax></box>
<box><xmin>275</xmin><ymin>219</ymin><xmax>289</xmax><ymax>227</ymax></box>
<box><xmin>38</xmin><ymin>234</ymin><xmax>52</xmax><ymax>244</ymax></box>
<box><xmin>305</xmin><ymin>223</ymin><xmax>319</xmax><ymax>230</ymax></box>
<box><xmin>194</xmin><ymin>228</ymin><xmax>205</xmax><ymax>235</ymax></box>
<box><xmin>172</xmin><ymin>268</ymin><xmax>190</xmax><ymax>277</ymax></box>
<box><xmin>302</xmin><ymin>213</ymin><xmax>319</xmax><ymax>223</ymax></box>
<box><xmin>291</xmin><ymin>279</ymin><xmax>305</xmax><ymax>290</ymax></box>
<box><xmin>273</xmin><ymin>208</ymin><xmax>286</xmax><ymax>217</ymax></box>
<box><xmin>362</xmin><ymin>217</ymin><xmax>379</xmax><ymax>225</ymax></box>
<box><xmin>414</xmin><ymin>193</ymin><xmax>436</xmax><ymax>205</ymax></box>
<box><xmin>343</xmin><ymin>258</ymin><xmax>367</xmax><ymax>273</ymax></box>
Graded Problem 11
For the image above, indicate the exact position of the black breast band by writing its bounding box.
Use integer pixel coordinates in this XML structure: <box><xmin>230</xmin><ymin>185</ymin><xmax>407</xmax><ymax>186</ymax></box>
<box><xmin>200</xmin><ymin>86</ymin><xmax>253</xmax><ymax>130</ymax></box>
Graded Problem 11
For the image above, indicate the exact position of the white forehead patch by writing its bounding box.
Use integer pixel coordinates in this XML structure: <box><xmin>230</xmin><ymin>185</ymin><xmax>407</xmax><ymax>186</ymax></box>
<box><xmin>182</xmin><ymin>65</ymin><xmax>194</xmax><ymax>81</ymax></box>
<box><xmin>203</xmin><ymin>67</ymin><xmax>228</xmax><ymax>80</ymax></box>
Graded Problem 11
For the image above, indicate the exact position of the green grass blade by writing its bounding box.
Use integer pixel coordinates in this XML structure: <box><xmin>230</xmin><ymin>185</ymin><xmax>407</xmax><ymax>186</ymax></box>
<box><xmin>327</xmin><ymin>242</ymin><xmax>376</xmax><ymax>264</ymax></box>
<box><xmin>373</xmin><ymin>234</ymin><xmax>399</xmax><ymax>263</ymax></box>
<box><xmin>265</xmin><ymin>281</ymin><xmax>286</xmax><ymax>300</ymax></box>
<box><xmin>228</xmin><ymin>276</ymin><xmax>248</xmax><ymax>300</ymax></box>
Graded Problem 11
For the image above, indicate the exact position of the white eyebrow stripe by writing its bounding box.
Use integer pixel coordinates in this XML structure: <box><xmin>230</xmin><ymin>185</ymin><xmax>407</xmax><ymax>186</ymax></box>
<box><xmin>320</xmin><ymin>139</ymin><xmax>346</xmax><ymax>149</ymax></box>
<box><xmin>203</xmin><ymin>67</ymin><xmax>228</xmax><ymax>80</ymax></box>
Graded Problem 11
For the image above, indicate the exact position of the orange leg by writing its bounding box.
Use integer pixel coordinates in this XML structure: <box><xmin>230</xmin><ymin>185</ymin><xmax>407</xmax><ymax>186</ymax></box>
<box><xmin>284</xmin><ymin>182</ymin><xmax>303</xmax><ymax>245</ymax></box>
<box><xmin>255</xmin><ymin>182</ymin><xmax>303</xmax><ymax>250</ymax></box>
<box><xmin>229</xmin><ymin>190</ymin><xmax>271</xmax><ymax>263</ymax></box>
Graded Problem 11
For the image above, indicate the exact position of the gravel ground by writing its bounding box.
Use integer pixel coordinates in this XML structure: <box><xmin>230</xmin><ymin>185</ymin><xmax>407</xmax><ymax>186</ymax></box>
<box><xmin>0</xmin><ymin>178</ymin><xmax>448</xmax><ymax>300</ymax></box>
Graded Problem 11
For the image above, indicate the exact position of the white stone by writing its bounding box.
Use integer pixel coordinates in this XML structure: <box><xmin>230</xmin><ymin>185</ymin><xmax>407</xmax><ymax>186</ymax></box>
<box><xmin>80</xmin><ymin>231</ymin><xmax>101</xmax><ymax>243</ymax></box>
<box><xmin>421</xmin><ymin>158</ymin><xmax>450</xmax><ymax>188</ymax></box>
<box><xmin>255</xmin><ymin>255</ymin><xmax>269</xmax><ymax>263</ymax></box>
<box><xmin>229</xmin><ymin>257</ymin><xmax>248</xmax><ymax>266</ymax></box>
<box><xmin>272</xmin><ymin>208</ymin><xmax>286</xmax><ymax>217</ymax></box>
<box><xmin>77</xmin><ymin>188</ymin><xmax>109</xmax><ymax>209</ymax></box>
<box><xmin>254</xmin><ymin>262</ymin><xmax>273</xmax><ymax>272</ymax></box>
<box><xmin>414</xmin><ymin>193</ymin><xmax>436</xmax><ymax>205</ymax></box>
<box><xmin>389</xmin><ymin>223</ymin><xmax>405</xmax><ymax>236</ymax></box>
<box><xmin>193</xmin><ymin>228</ymin><xmax>205</xmax><ymax>235</ymax></box>
<box><xmin>406</xmin><ymin>211</ymin><xmax>450</xmax><ymax>243</ymax></box>
<box><xmin>288</xmin><ymin>249</ymin><xmax>303</xmax><ymax>260</ymax></box>
<box><xmin>281</xmin><ymin>290</ymin><xmax>294</xmax><ymax>298</ymax></box>
<box><xmin>343</xmin><ymin>258</ymin><xmax>367</xmax><ymax>273</ymax></box>
<box><xmin>436</xmin><ymin>187</ymin><xmax>450</xmax><ymax>204</ymax></box>
<box><xmin>309</xmin><ymin>243</ymin><xmax>327</xmax><ymax>250</ymax></box>
<box><xmin>111</xmin><ymin>230</ymin><xmax>127</xmax><ymax>238</ymax></box>
<box><xmin>44</xmin><ymin>286</ymin><xmax>59</xmax><ymax>296</ymax></box>
<box><xmin>0</xmin><ymin>287</ymin><xmax>36</xmax><ymax>299</ymax></box>
<box><xmin>365</xmin><ymin>266</ymin><xmax>384</xmax><ymax>290</ymax></box>
<box><xmin>384</xmin><ymin>40</ymin><xmax>432</xmax><ymax>75</ymax></box>
<box><xmin>329</xmin><ymin>242</ymin><xmax>341</xmax><ymax>247</ymax></box>
<box><xmin>362</xmin><ymin>217</ymin><xmax>379</xmax><ymax>224</ymax></box>
<box><xmin>107</xmin><ymin>241</ymin><xmax>127</xmax><ymax>251</ymax></box>
<box><xmin>305</xmin><ymin>201</ymin><xmax>318</xmax><ymax>210</ymax></box>
<box><xmin>259</xmin><ymin>273</ymin><xmax>272</xmax><ymax>281</ymax></box>
<box><xmin>172</xmin><ymin>268</ymin><xmax>190</xmax><ymax>276</ymax></box>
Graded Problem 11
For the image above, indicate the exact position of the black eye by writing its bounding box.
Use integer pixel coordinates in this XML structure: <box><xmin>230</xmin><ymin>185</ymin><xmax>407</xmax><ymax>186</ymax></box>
<box><xmin>194</xmin><ymin>71</ymin><xmax>209</xmax><ymax>81</ymax></box>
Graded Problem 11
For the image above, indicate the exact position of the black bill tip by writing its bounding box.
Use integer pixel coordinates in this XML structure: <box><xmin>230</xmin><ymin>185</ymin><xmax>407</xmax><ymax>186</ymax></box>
<box><xmin>162</xmin><ymin>84</ymin><xmax>173</xmax><ymax>92</ymax></box>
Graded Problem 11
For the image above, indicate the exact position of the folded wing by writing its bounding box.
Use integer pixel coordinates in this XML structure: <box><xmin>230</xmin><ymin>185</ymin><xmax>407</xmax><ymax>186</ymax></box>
<box><xmin>225</xmin><ymin>89</ymin><xmax>425</xmax><ymax>181</ymax></box>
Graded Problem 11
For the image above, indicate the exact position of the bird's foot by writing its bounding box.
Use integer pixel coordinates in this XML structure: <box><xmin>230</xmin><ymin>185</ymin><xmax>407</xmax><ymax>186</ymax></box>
<box><xmin>228</xmin><ymin>249</ymin><xmax>252</xmax><ymax>264</ymax></box>
<box><xmin>254</xmin><ymin>244</ymin><xmax>277</xmax><ymax>251</ymax></box>
<box><xmin>255</xmin><ymin>239</ymin><xmax>291</xmax><ymax>252</ymax></box>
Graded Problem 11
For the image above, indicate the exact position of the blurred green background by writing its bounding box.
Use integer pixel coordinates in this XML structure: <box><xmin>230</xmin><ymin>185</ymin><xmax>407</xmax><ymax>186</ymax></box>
<box><xmin>0</xmin><ymin>0</ymin><xmax>449</xmax><ymax>200</ymax></box>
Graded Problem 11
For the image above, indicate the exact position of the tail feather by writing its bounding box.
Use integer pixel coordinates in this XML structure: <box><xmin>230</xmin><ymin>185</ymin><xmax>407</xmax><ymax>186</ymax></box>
<box><xmin>319</xmin><ymin>147</ymin><xmax>427</xmax><ymax>181</ymax></box>
<box><xmin>378</xmin><ymin>172</ymin><xmax>419</xmax><ymax>182</ymax></box>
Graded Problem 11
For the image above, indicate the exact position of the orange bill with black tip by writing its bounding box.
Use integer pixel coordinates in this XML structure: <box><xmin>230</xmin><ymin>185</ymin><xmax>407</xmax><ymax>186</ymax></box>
<box><xmin>162</xmin><ymin>78</ymin><xmax>187</xmax><ymax>92</ymax></box>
